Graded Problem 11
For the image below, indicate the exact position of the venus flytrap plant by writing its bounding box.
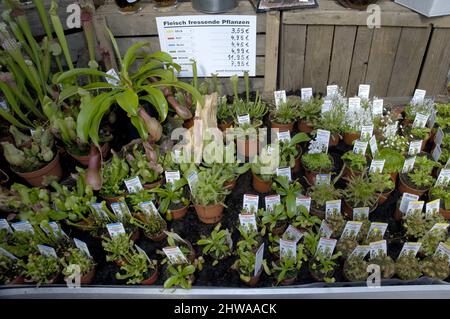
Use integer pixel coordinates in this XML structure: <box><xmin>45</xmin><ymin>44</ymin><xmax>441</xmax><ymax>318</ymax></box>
<box><xmin>19</xmin><ymin>253</ymin><xmax>60</xmax><ymax>285</ymax></box>
<box><xmin>395</xmin><ymin>251</ymin><xmax>422</xmax><ymax>280</ymax></box>
<box><xmin>197</xmin><ymin>223</ymin><xmax>232</xmax><ymax>266</ymax></box>
<box><xmin>116</xmin><ymin>251</ymin><xmax>158</xmax><ymax>285</ymax></box>
<box><xmin>292</xmin><ymin>205</ymin><xmax>321</xmax><ymax>233</ymax></box>
<box><xmin>272</xmin><ymin>176</ymin><xmax>303</xmax><ymax>213</ymax></box>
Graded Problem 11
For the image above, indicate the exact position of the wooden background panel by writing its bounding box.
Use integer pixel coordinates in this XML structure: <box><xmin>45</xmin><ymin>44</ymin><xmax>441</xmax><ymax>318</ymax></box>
<box><xmin>328</xmin><ymin>26</ymin><xmax>357</xmax><ymax>93</ymax></box>
<box><xmin>279</xmin><ymin>24</ymin><xmax>307</xmax><ymax>91</ymax></box>
<box><xmin>303</xmin><ymin>25</ymin><xmax>334</xmax><ymax>95</ymax></box>
<box><xmin>263</xmin><ymin>11</ymin><xmax>280</xmax><ymax>93</ymax></box>
<box><xmin>347</xmin><ymin>27</ymin><xmax>374</xmax><ymax>96</ymax></box>
<box><xmin>418</xmin><ymin>29</ymin><xmax>450</xmax><ymax>95</ymax></box>
<box><xmin>364</xmin><ymin>27</ymin><xmax>402</xmax><ymax>97</ymax></box>
<box><xmin>387</xmin><ymin>27</ymin><xmax>431</xmax><ymax>97</ymax></box>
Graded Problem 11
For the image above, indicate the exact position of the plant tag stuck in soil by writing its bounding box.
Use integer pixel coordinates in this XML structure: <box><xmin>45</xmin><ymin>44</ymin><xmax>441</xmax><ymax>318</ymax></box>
<box><xmin>280</xmin><ymin>239</ymin><xmax>297</xmax><ymax>262</ymax></box>
<box><xmin>406</xmin><ymin>200</ymin><xmax>424</xmax><ymax>217</ymax></box>
<box><xmin>369</xmin><ymin>159</ymin><xmax>385</xmax><ymax>174</ymax></box>
<box><xmin>283</xmin><ymin>225</ymin><xmax>303</xmax><ymax>243</ymax></box>
<box><xmin>435</xmin><ymin>128</ymin><xmax>444</xmax><ymax>146</ymax></box>
<box><xmin>243</xmin><ymin>194</ymin><xmax>259</xmax><ymax>213</ymax></box>
<box><xmin>277</xmin><ymin>131</ymin><xmax>291</xmax><ymax>142</ymax></box>
<box><xmin>384</xmin><ymin>122</ymin><xmax>398</xmax><ymax>139</ymax></box>
<box><xmin>426</xmin><ymin>199</ymin><xmax>441</xmax><ymax>217</ymax></box>
<box><xmin>325</xmin><ymin>200</ymin><xmax>342</xmax><ymax>218</ymax></box>
<box><xmin>124</xmin><ymin>176</ymin><xmax>144</xmax><ymax>194</ymax></box>
<box><xmin>399</xmin><ymin>193</ymin><xmax>420</xmax><ymax>214</ymax></box>
<box><xmin>0</xmin><ymin>219</ymin><xmax>12</xmax><ymax>234</ymax></box>
<box><xmin>296</xmin><ymin>196</ymin><xmax>311</xmax><ymax>212</ymax></box>
<box><xmin>90</xmin><ymin>203</ymin><xmax>109</xmax><ymax>220</ymax></box>
<box><xmin>239</xmin><ymin>213</ymin><xmax>257</xmax><ymax>231</ymax></box>
<box><xmin>11</xmin><ymin>221</ymin><xmax>34</xmax><ymax>234</ymax></box>
<box><xmin>435</xmin><ymin>168</ymin><xmax>450</xmax><ymax>187</ymax></box>
<box><xmin>327</xmin><ymin>85</ymin><xmax>338</xmax><ymax>97</ymax></box>
<box><xmin>315</xmin><ymin>238</ymin><xmax>337</xmax><ymax>258</ymax></box>
<box><xmin>353</xmin><ymin>140</ymin><xmax>368</xmax><ymax>156</ymax></box>
<box><xmin>265</xmin><ymin>195</ymin><xmax>281</xmax><ymax>212</ymax></box>
<box><xmin>360</xmin><ymin>125</ymin><xmax>374</xmax><ymax>141</ymax></box>
<box><xmin>427</xmin><ymin>109</ymin><xmax>436</xmax><ymax>128</ymax></box>
<box><xmin>254</xmin><ymin>243</ymin><xmax>265</xmax><ymax>276</ymax></box>
<box><xmin>430</xmin><ymin>223</ymin><xmax>449</xmax><ymax>232</ymax></box>
<box><xmin>0</xmin><ymin>247</ymin><xmax>18</xmax><ymax>260</ymax></box>
<box><xmin>367</xmin><ymin>222</ymin><xmax>388</xmax><ymax>239</ymax></box>
<box><xmin>319</xmin><ymin>220</ymin><xmax>333</xmax><ymax>239</ymax></box>
<box><xmin>399</xmin><ymin>242</ymin><xmax>422</xmax><ymax>258</ymax></box>
<box><xmin>341</xmin><ymin>221</ymin><xmax>363</xmax><ymax>239</ymax></box>
<box><xmin>40</xmin><ymin>222</ymin><xmax>67</xmax><ymax>239</ymax></box>
<box><xmin>434</xmin><ymin>243</ymin><xmax>450</xmax><ymax>264</ymax></box>
<box><xmin>165</xmin><ymin>171</ymin><xmax>181</xmax><ymax>184</ymax></box>
<box><xmin>353</xmin><ymin>207</ymin><xmax>369</xmax><ymax>220</ymax></box>
<box><xmin>349</xmin><ymin>245</ymin><xmax>370</xmax><ymax>259</ymax></box>
<box><xmin>106</xmin><ymin>222</ymin><xmax>126</xmax><ymax>237</ymax></box>
<box><xmin>274</xmin><ymin>90</ymin><xmax>287</xmax><ymax>109</ymax></box>
<box><xmin>411</xmin><ymin>89</ymin><xmax>426</xmax><ymax>104</ymax></box>
<box><xmin>348</xmin><ymin>97</ymin><xmax>361</xmax><ymax>112</ymax></box>
<box><xmin>111</xmin><ymin>202</ymin><xmax>131</xmax><ymax>220</ymax></box>
<box><xmin>105</xmin><ymin>68</ymin><xmax>120</xmax><ymax>86</ymax></box>
<box><xmin>37</xmin><ymin>244</ymin><xmax>58</xmax><ymax>258</ymax></box>
<box><xmin>276</xmin><ymin>167</ymin><xmax>291</xmax><ymax>181</ymax></box>
<box><xmin>358</xmin><ymin>84</ymin><xmax>370</xmax><ymax>99</ymax></box>
<box><xmin>321</xmin><ymin>99</ymin><xmax>332</xmax><ymax>113</ymax></box>
<box><xmin>408</xmin><ymin>140</ymin><xmax>422</xmax><ymax>156</ymax></box>
<box><xmin>372</xmin><ymin>99</ymin><xmax>383</xmax><ymax>117</ymax></box>
<box><xmin>315</xmin><ymin>173</ymin><xmax>331</xmax><ymax>186</ymax></box>
<box><xmin>369</xmin><ymin>240</ymin><xmax>387</xmax><ymax>259</ymax></box>
<box><xmin>238</xmin><ymin>114</ymin><xmax>251</xmax><ymax>125</ymax></box>
<box><xmin>369</xmin><ymin>135</ymin><xmax>378</xmax><ymax>156</ymax></box>
<box><xmin>135</xmin><ymin>244</ymin><xmax>152</xmax><ymax>263</ymax></box>
<box><xmin>139</xmin><ymin>201</ymin><xmax>159</xmax><ymax>217</ymax></box>
<box><xmin>74</xmin><ymin>238</ymin><xmax>92</xmax><ymax>258</ymax></box>
<box><xmin>432</xmin><ymin>144</ymin><xmax>441</xmax><ymax>162</ymax></box>
<box><xmin>301</xmin><ymin>88</ymin><xmax>313</xmax><ymax>101</ymax></box>
<box><xmin>316</xmin><ymin>129</ymin><xmax>330</xmax><ymax>152</ymax></box>
<box><xmin>163</xmin><ymin>246</ymin><xmax>189</xmax><ymax>265</ymax></box>
<box><xmin>412</xmin><ymin>113</ymin><xmax>429</xmax><ymax>129</ymax></box>
<box><xmin>187</xmin><ymin>171</ymin><xmax>199</xmax><ymax>191</ymax></box>
<box><xmin>402</xmin><ymin>156</ymin><xmax>416</xmax><ymax>173</ymax></box>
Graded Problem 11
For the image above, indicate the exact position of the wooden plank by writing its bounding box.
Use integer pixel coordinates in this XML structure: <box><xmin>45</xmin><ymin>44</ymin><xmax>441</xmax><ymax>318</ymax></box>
<box><xmin>303</xmin><ymin>25</ymin><xmax>334</xmax><ymax>95</ymax></box>
<box><xmin>97</xmin><ymin>1</ymin><xmax>266</xmax><ymax>36</ymax></box>
<box><xmin>328</xmin><ymin>26</ymin><xmax>357</xmax><ymax>92</ymax></box>
<box><xmin>418</xmin><ymin>28</ymin><xmax>450</xmax><ymax>95</ymax></box>
<box><xmin>279</xmin><ymin>25</ymin><xmax>306</xmax><ymax>90</ymax></box>
<box><xmin>263</xmin><ymin>11</ymin><xmax>280</xmax><ymax>93</ymax></box>
<box><xmin>347</xmin><ymin>27</ymin><xmax>374</xmax><ymax>96</ymax></box>
<box><xmin>364</xmin><ymin>27</ymin><xmax>401</xmax><ymax>97</ymax></box>
<box><xmin>387</xmin><ymin>27</ymin><xmax>431</xmax><ymax>97</ymax></box>
<box><xmin>92</xmin><ymin>15</ymin><xmax>118</xmax><ymax>70</ymax></box>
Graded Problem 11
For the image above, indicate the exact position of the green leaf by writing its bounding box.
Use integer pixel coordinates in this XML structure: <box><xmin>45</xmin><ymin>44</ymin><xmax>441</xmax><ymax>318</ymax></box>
<box><xmin>164</xmin><ymin>276</ymin><xmax>179</xmax><ymax>289</ymax></box>
<box><xmin>58</xmin><ymin>85</ymin><xmax>79</xmax><ymax>103</ymax></box>
<box><xmin>115</xmin><ymin>89</ymin><xmax>139</xmax><ymax>116</ymax></box>
<box><xmin>183</xmin><ymin>265</ymin><xmax>196</xmax><ymax>275</ymax></box>
<box><xmin>290</xmin><ymin>132</ymin><xmax>310</xmax><ymax>146</ymax></box>
<box><xmin>123</xmin><ymin>41</ymin><xmax>150</xmax><ymax>74</ymax></box>
<box><xmin>139</xmin><ymin>86</ymin><xmax>168</xmax><ymax>121</ymax></box>
<box><xmin>151</xmin><ymin>80</ymin><xmax>204</xmax><ymax>107</ymax></box>
<box><xmin>88</xmin><ymin>95</ymin><xmax>115</xmax><ymax>147</ymax></box>
<box><xmin>130</xmin><ymin>115</ymin><xmax>148</xmax><ymax>141</ymax></box>
<box><xmin>55</xmin><ymin>68</ymin><xmax>111</xmax><ymax>84</ymax></box>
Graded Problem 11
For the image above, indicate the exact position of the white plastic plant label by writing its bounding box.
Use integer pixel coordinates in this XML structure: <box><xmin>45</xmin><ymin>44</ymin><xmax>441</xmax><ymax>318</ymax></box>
<box><xmin>139</xmin><ymin>201</ymin><xmax>159</xmax><ymax>217</ymax></box>
<box><xmin>254</xmin><ymin>243</ymin><xmax>265</xmax><ymax>276</ymax></box>
<box><xmin>283</xmin><ymin>225</ymin><xmax>303</xmax><ymax>244</ymax></box>
<box><xmin>426</xmin><ymin>199</ymin><xmax>441</xmax><ymax>217</ymax></box>
<box><xmin>369</xmin><ymin>240</ymin><xmax>387</xmax><ymax>259</ymax></box>
<box><xmin>243</xmin><ymin>194</ymin><xmax>259</xmax><ymax>213</ymax></box>
<box><xmin>384</xmin><ymin>123</ymin><xmax>398</xmax><ymax>139</ymax></box>
<box><xmin>265</xmin><ymin>195</ymin><xmax>281</xmax><ymax>212</ymax></box>
<box><xmin>106</xmin><ymin>222</ymin><xmax>126</xmax><ymax>238</ymax></box>
<box><xmin>316</xmin><ymin>129</ymin><xmax>331</xmax><ymax>152</ymax></box>
<box><xmin>427</xmin><ymin>109</ymin><xmax>436</xmax><ymax>128</ymax></box>
<box><xmin>163</xmin><ymin>246</ymin><xmax>189</xmax><ymax>265</ymax></box>
<box><xmin>91</xmin><ymin>203</ymin><xmax>108</xmax><ymax>219</ymax></box>
<box><xmin>0</xmin><ymin>247</ymin><xmax>18</xmax><ymax>260</ymax></box>
<box><xmin>12</xmin><ymin>221</ymin><xmax>34</xmax><ymax>234</ymax></box>
<box><xmin>74</xmin><ymin>238</ymin><xmax>91</xmax><ymax>258</ymax></box>
<box><xmin>276</xmin><ymin>167</ymin><xmax>292</xmax><ymax>182</ymax></box>
<box><xmin>367</xmin><ymin>222</ymin><xmax>388</xmax><ymax>238</ymax></box>
<box><xmin>411</xmin><ymin>89</ymin><xmax>426</xmax><ymax>104</ymax></box>
<box><xmin>0</xmin><ymin>219</ymin><xmax>12</xmax><ymax>234</ymax></box>
<box><xmin>277</xmin><ymin>131</ymin><xmax>291</xmax><ymax>142</ymax></box>
<box><xmin>0</xmin><ymin>100</ymin><xmax>9</xmax><ymax>112</ymax></box>
<box><xmin>435</xmin><ymin>128</ymin><xmax>444</xmax><ymax>146</ymax></box>
<box><xmin>301</xmin><ymin>88</ymin><xmax>313</xmax><ymax>101</ymax></box>
<box><xmin>434</xmin><ymin>242</ymin><xmax>450</xmax><ymax>264</ymax></box>
<box><xmin>280</xmin><ymin>239</ymin><xmax>297</xmax><ymax>261</ymax></box>
<box><xmin>406</xmin><ymin>200</ymin><xmax>424</xmax><ymax>217</ymax></box>
<box><xmin>173</xmin><ymin>149</ymin><xmax>181</xmax><ymax>163</ymax></box>
<box><xmin>348</xmin><ymin>97</ymin><xmax>361</xmax><ymax>111</ymax></box>
<box><xmin>111</xmin><ymin>202</ymin><xmax>131</xmax><ymax>219</ymax></box>
<box><xmin>124</xmin><ymin>176</ymin><xmax>143</xmax><ymax>194</ymax></box>
<box><xmin>187</xmin><ymin>171</ymin><xmax>198</xmax><ymax>191</ymax></box>
<box><xmin>315</xmin><ymin>238</ymin><xmax>337</xmax><ymax>258</ymax></box>
<box><xmin>165</xmin><ymin>171</ymin><xmax>181</xmax><ymax>184</ymax></box>
<box><xmin>430</xmin><ymin>223</ymin><xmax>449</xmax><ymax>232</ymax></box>
<box><xmin>435</xmin><ymin>169</ymin><xmax>450</xmax><ymax>187</ymax></box>
<box><xmin>105</xmin><ymin>68</ymin><xmax>120</xmax><ymax>86</ymax></box>
<box><xmin>402</xmin><ymin>156</ymin><xmax>416</xmax><ymax>173</ymax></box>
<box><xmin>360</xmin><ymin>125</ymin><xmax>374</xmax><ymax>141</ymax></box>
<box><xmin>135</xmin><ymin>244</ymin><xmax>151</xmax><ymax>263</ymax></box>
<box><xmin>353</xmin><ymin>207</ymin><xmax>369</xmax><ymax>220</ymax></box>
<box><xmin>325</xmin><ymin>200</ymin><xmax>342</xmax><ymax>218</ymax></box>
<box><xmin>399</xmin><ymin>193</ymin><xmax>420</xmax><ymax>214</ymax></box>
<box><xmin>408</xmin><ymin>140</ymin><xmax>422</xmax><ymax>156</ymax></box>
<box><xmin>341</xmin><ymin>221</ymin><xmax>363</xmax><ymax>238</ymax></box>
<box><xmin>369</xmin><ymin>159</ymin><xmax>385</xmax><ymax>174</ymax></box>
<box><xmin>358</xmin><ymin>84</ymin><xmax>370</xmax><ymax>99</ymax></box>
<box><xmin>319</xmin><ymin>220</ymin><xmax>333</xmax><ymax>239</ymax></box>
<box><xmin>315</xmin><ymin>173</ymin><xmax>331</xmax><ymax>186</ymax></box>
<box><xmin>369</xmin><ymin>135</ymin><xmax>378</xmax><ymax>156</ymax></box>
<box><xmin>37</xmin><ymin>244</ymin><xmax>58</xmax><ymax>258</ymax></box>
<box><xmin>238</xmin><ymin>114</ymin><xmax>251</xmax><ymax>125</ymax></box>
<box><xmin>296</xmin><ymin>196</ymin><xmax>311</xmax><ymax>212</ymax></box>
<box><xmin>274</xmin><ymin>90</ymin><xmax>287</xmax><ymax>108</ymax></box>
<box><xmin>327</xmin><ymin>85</ymin><xmax>338</xmax><ymax>97</ymax></box>
<box><xmin>399</xmin><ymin>242</ymin><xmax>421</xmax><ymax>257</ymax></box>
<box><xmin>349</xmin><ymin>245</ymin><xmax>370</xmax><ymax>259</ymax></box>
<box><xmin>412</xmin><ymin>113</ymin><xmax>429</xmax><ymax>128</ymax></box>
<box><xmin>239</xmin><ymin>213</ymin><xmax>257</xmax><ymax>231</ymax></box>
<box><xmin>353</xmin><ymin>140</ymin><xmax>368</xmax><ymax>155</ymax></box>
<box><xmin>321</xmin><ymin>99</ymin><xmax>332</xmax><ymax>113</ymax></box>
<box><xmin>40</xmin><ymin>222</ymin><xmax>67</xmax><ymax>239</ymax></box>
<box><xmin>372</xmin><ymin>99</ymin><xmax>383</xmax><ymax>116</ymax></box>
<box><xmin>432</xmin><ymin>144</ymin><xmax>441</xmax><ymax>162</ymax></box>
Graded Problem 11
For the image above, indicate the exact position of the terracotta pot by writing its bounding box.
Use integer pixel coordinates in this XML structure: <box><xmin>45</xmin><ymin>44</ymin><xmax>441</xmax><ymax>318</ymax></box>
<box><xmin>280</xmin><ymin>275</ymin><xmax>297</xmax><ymax>286</ymax></box>
<box><xmin>440</xmin><ymin>207</ymin><xmax>450</xmax><ymax>220</ymax></box>
<box><xmin>342</xmin><ymin>165</ymin><xmax>364</xmax><ymax>179</ymax></box>
<box><xmin>271</xmin><ymin>222</ymin><xmax>287</xmax><ymax>236</ymax></box>
<box><xmin>170</xmin><ymin>205</ymin><xmax>188</xmax><ymax>220</ymax></box>
<box><xmin>297</xmin><ymin>119</ymin><xmax>314</xmax><ymax>134</ymax></box>
<box><xmin>144</xmin><ymin>179</ymin><xmax>164</xmax><ymax>190</ymax></box>
<box><xmin>303</xmin><ymin>154</ymin><xmax>334</xmax><ymax>185</ymax></box>
<box><xmin>224</xmin><ymin>178</ymin><xmax>237</xmax><ymax>190</ymax></box>
<box><xmin>183</xmin><ymin>118</ymin><xmax>194</xmax><ymax>129</ymax></box>
<box><xmin>99</xmin><ymin>194</ymin><xmax>125</xmax><ymax>206</ymax></box>
<box><xmin>343</xmin><ymin>131</ymin><xmax>360</xmax><ymax>146</ymax></box>
<box><xmin>14</xmin><ymin>153</ymin><xmax>62</xmax><ymax>187</ymax></box>
<box><xmin>194</xmin><ymin>203</ymin><xmax>224</xmax><ymax>224</ymax></box>
<box><xmin>237</xmin><ymin>137</ymin><xmax>258</xmax><ymax>158</ymax></box>
<box><xmin>80</xmin><ymin>267</ymin><xmax>96</xmax><ymax>285</ymax></box>
<box><xmin>390</xmin><ymin>172</ymin><xmax>398</xmax><ymax>184</ymax></box>
<box><xmin>68</xmin><ymin>143</ymin><xmax>110</xmax><ymax>167</ymax></box>
<box><xmin>218</xmin><ymin>121</ymin><xmax>233</xmax><ymax>132</ymax></box>
<box><xmin>270</xmin><ymin>119</ymin><xmax>294</xmax><ymax>133</ymax></box>
<box><xmin>252</xmin><ymin>173</ymin><xmax>272</xmax><ymax>193</ymax></box>
<box><xmin>329</xmin><ymin>132</ymin><xmax>340</xmax><ymax>146</ymax></box>
<box><xmin>9</xmin><ymin>275</ymin><xmax>25</xmax><ymax>285</ymax></box>
<box><xmin>292</xmin><ymin>145</ymin><xmax>303</xmax><ymax>174</ymax></box>
<box><xmin>130</xmin><ymin>230</ymin><xmax>140</xmax><ymax>242</ymax></box>
<box><xmin>141</xmin><ymin>270</ymin><xmax>158</xmax><ymax>285</ymax></box>
<box><xmin>244</xmin><ymin>271</ymin><xmax>261</xmax><ymax>287</ymax></box>
<box><xmin>398</xmin><ymin>173</ymin><xmax>428</xmax><ymax>196</ymax></box>
<box><xmin>147</xmin><ymin>229</ymin><xmax>168</xmax><ymax>242</ymax></box>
